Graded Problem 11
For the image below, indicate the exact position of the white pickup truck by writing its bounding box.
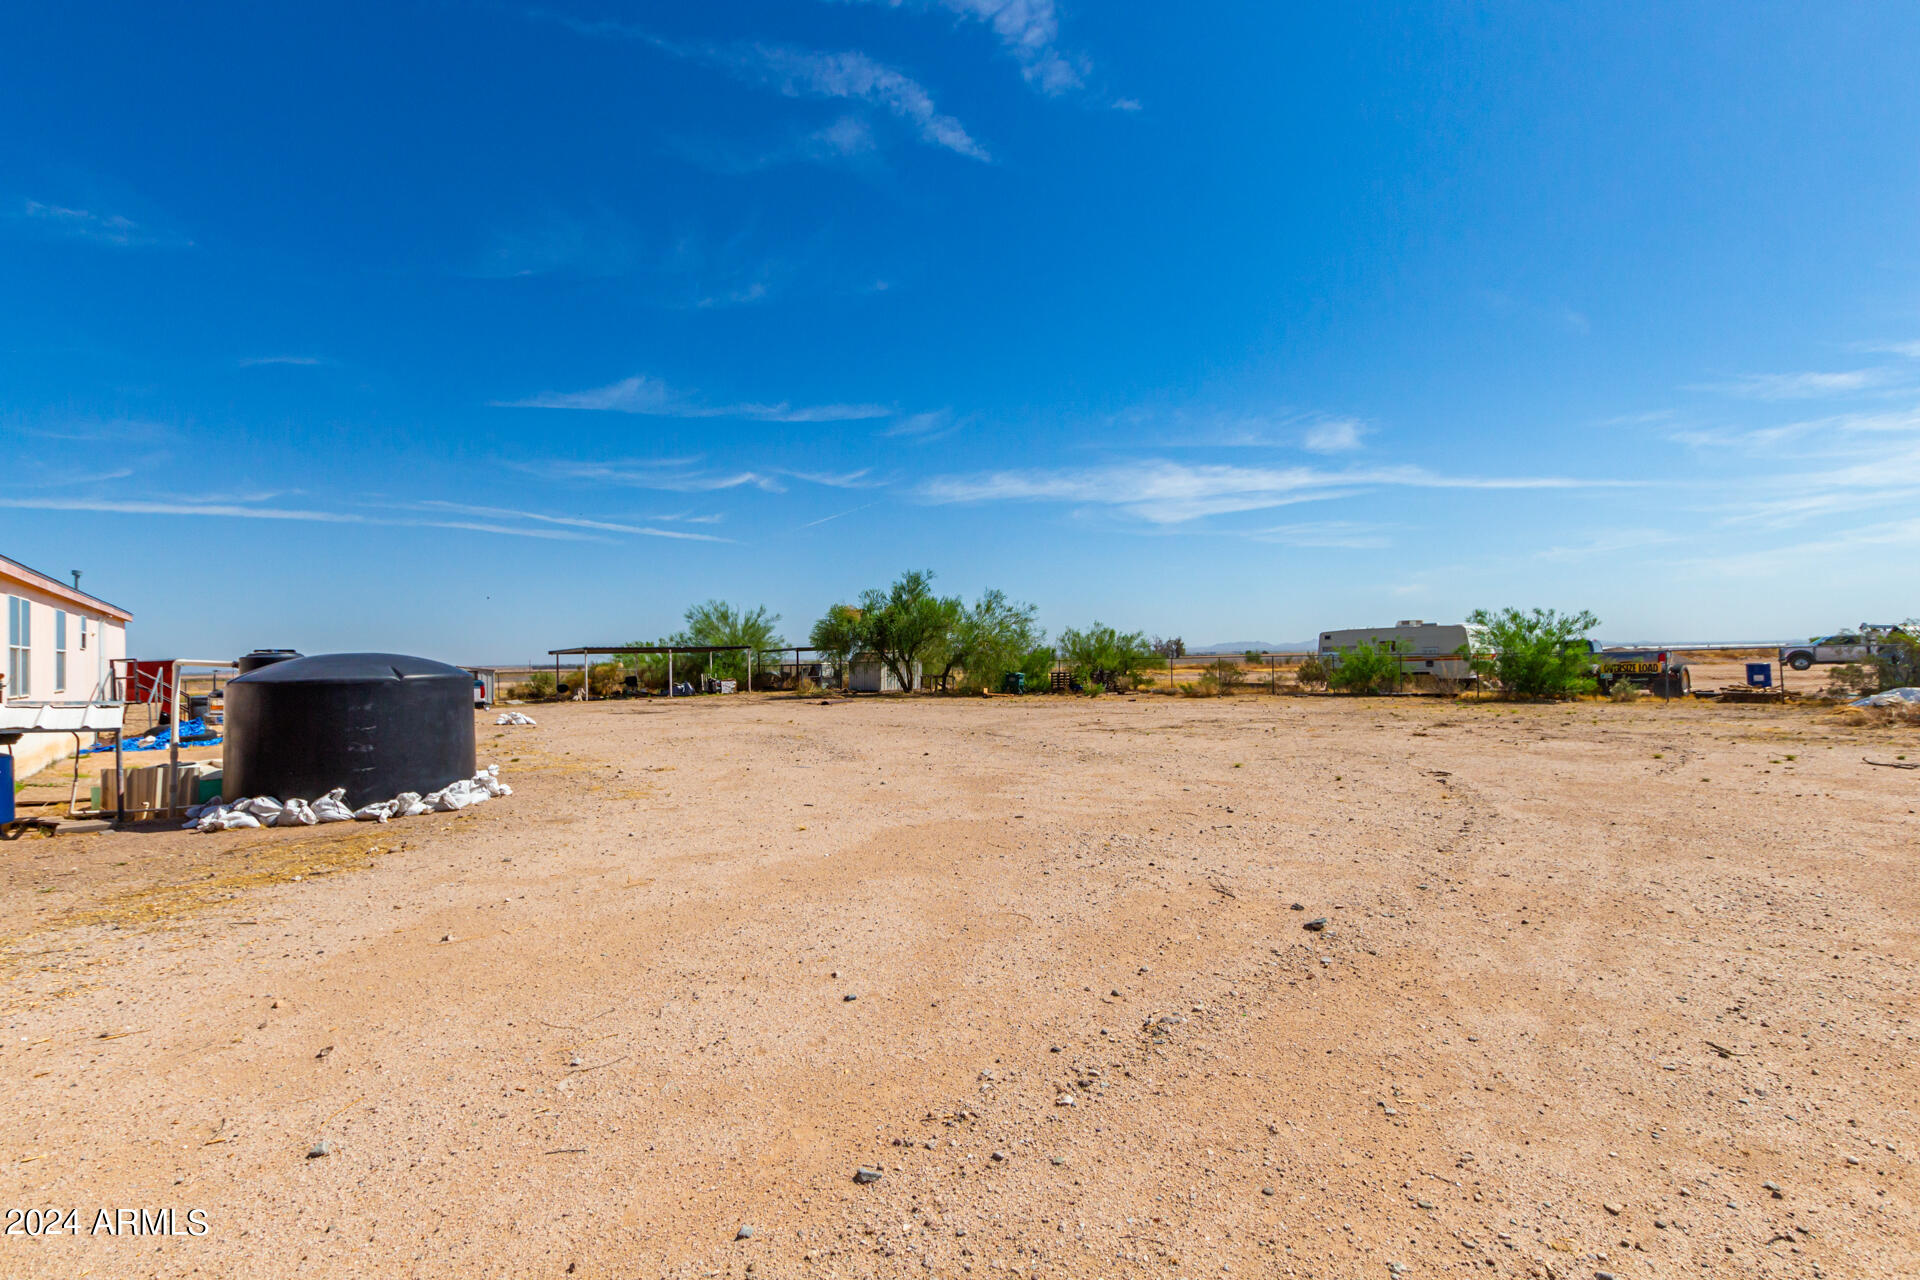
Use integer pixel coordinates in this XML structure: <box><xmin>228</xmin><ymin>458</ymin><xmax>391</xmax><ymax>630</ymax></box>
<box><xmin>1778</xmin><ymin>626</ymin><xmax>1909</xmax><ymax>671</ymax></box>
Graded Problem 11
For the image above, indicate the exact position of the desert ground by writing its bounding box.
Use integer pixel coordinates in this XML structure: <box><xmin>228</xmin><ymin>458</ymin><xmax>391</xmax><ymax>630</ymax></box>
<box><xmin>2</xmin><ymin>691</ymin><xmax>1915</xmax><ymax>1279</ymax></box>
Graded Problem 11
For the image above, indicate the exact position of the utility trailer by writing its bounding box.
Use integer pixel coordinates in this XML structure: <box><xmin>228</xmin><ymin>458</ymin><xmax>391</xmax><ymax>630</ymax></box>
<box><xmin>1585</xmin><ymin>644</ymin><xmax>1691</xmax><ymax>697</ymax></box>
<box><xmin>1317</xmin><ymin>621</ymin><xmax>1483</xmax><ymax>684</ymax></box>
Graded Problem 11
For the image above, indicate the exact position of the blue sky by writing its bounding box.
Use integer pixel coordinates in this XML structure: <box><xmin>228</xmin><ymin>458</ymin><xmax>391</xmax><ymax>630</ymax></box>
<box><xmin>5</xmin><ymin>2</ymin><xmax>1919</xmax><ymax>660</ymax></box>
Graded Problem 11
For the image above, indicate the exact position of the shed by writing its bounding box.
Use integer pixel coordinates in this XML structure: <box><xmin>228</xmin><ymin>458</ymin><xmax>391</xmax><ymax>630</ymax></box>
<box><xmin>849</xmin><ymin>655</ymin><xmax>920</xmax><ymax>693</ymax></box>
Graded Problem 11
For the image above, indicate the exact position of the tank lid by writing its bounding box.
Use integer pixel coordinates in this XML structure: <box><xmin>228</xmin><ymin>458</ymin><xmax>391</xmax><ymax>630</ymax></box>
<box><xmin>229</xmin><ymin>652</ymin><xmax>471</xmax><ymax>684</ymax></box>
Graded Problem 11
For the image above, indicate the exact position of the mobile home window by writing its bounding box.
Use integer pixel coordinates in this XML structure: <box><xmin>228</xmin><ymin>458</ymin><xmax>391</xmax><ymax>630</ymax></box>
<box><xmin>5</xmin><ymin>596</ymin><xmax>28</xmax><ymax>699</ymax></box>
<box><xmin>55</xmin><ymin>609</ymin><xmax>68</xmax><ymax>692</ymax></box>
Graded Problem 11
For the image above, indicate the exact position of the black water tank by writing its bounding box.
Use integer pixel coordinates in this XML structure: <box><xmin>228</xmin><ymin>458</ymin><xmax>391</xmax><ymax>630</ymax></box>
<box><xmin>237</xmin><ymin>649</ymin><xmax>303</xmax><ymax>675</ymax></box>
<box><xmin>224</xmin><ymin>653</ymin><xmax>475</xmax><ymax>806</ymax></box>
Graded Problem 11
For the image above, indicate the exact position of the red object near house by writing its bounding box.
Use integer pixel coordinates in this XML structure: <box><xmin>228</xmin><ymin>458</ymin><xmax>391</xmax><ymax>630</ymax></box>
<box><xmin>128</xmin><ymin>660</ymin><xmax>175</xmax><ymax>705</ymax></box>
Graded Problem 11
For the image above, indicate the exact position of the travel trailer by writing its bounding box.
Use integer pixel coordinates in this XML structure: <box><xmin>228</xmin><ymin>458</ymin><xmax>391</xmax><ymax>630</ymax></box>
<box><xmin>1317</xmin><ymin>620</ymin><xmax>1482</xmax><ymax>683</ymax></box>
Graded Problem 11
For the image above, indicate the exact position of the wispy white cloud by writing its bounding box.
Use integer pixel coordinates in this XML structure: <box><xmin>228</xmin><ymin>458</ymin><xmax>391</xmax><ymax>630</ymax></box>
<box><xmin>1692</xmin><ymin>368</ymin><xmax>1903</xmax><ymax>400</ymax></box>
<box><xmin>839</xmin><ymin>0</ymin><xmax>1088</xmax><ymax>96</ymax></box>
<box><xmin>921</xmin><ymin>459</ymin><xmax>1630</xmax><ymax>524</ymax></box>
<box><xmin>1677</xmin><ymin>514</ymin><xmax>1920</xmax><ymax>578</ymax></box>
<box><xmin>541</xmin><ymin>11</ymin><xmax>989</xmax><ymax>160</ymax></box>
<box><xmin>1534</xmin><ymin>528</ymin><xmax>1682</xmax><ymax>561</ymax></box>
<box><xmin>879</xmin><ymin>408</ymin><xmax>959</xmax><ymax>439</ymax></box>
<box><xmin>396</xmin><ymin>500</ymin><xmax>732</xmax><ymax>542</ymax></box>
<box><xmin>19</xmin><ymin>200</ymin><xmax>191</xmax><ymax>248</ymax></box>
<box><xmin>238</xmin><ymin>355</ymin><xmax>329</xmax><ymax>368</ymax></box>
<box><xmin>525</xmin><ymin>460</ymin><xmax>789</xmax><ymax>493</ymax></box>
<box><xmin>729</xmin><ymin>44</ymin><xmax>989</xmax><ymax>159</ymax></box>
<box><xmin>798</xmin><ymin>501</ymin><xmax>880</xmax><ymax>529</ymax></box>
<box><xmin>498</xmin><ymin>374</ymin><xmax>892</xmax><ymax>423</ymax></box>
<box><xmin>0</xmin><ymin>495</ymin><xmax>601</xmax><ymax>541</ymax></box>
<box><xmin>1243</xmin><ymin>520</ymin><xmax>1392</xmax><ymax>549</ymax></box>
<box><xmin>1301</xmin><ymin>417</ymin><xmax>1368</xmax><ymax>453</ymax></box>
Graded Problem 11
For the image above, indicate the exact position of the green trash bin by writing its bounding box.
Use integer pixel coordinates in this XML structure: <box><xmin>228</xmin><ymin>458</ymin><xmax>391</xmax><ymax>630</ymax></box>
<box><xmin>1001</xmin><ymin>672</ymin><xmax>1027</xmax><ymax>695</ymax></box>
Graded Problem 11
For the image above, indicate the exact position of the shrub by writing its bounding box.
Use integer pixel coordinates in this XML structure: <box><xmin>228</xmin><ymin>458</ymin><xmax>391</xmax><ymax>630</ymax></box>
<box><xmin>1328</xmin><ymin>640</ymin><xmax>1404</xmax><ymax>694</ymax></box>
<box><xmin>1181</xmin><ymin>672</ymin><xmax>1221</xmax><ymax>698</ymax></box>
<box><xmin>1609</xmin><ymin>679</ymin><xmax>1643</xmax><ymax>703</ymax></box>
<box><xmin>525</xmin><ymin>670</ymin><xmax>557</xmax><ymax>699</ymax></box>
<box><xmin>1825</xmin><ymin>662</ymin><xmax>1882</xmax><ymax>700</ymax></box>
<box><xmin>1292</xmin><ymin>655</ymin><xmax>1329</xmax><ymax>689</ymax></box>
<box><xmin>1206</xmin><ymin>657</ymin><xmax>1245</xmax><ymax>693</ymax></box>
<box><xmin>1465</xmin><ymin>607</ymin><xmax>1600</xmax><ymax>699</ymax></box>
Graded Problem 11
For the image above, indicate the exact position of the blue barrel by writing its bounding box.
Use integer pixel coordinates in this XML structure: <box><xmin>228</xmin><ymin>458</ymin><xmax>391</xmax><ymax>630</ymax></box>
<box><xmin>1</xmin><ymin>751</ymin><xmax>13</xmax><ymax>824</ymax></box>
<box><xmin>1746</xmin><ymin>662</ymin><xmax>1773</xmax><ymax>688</ymax></box>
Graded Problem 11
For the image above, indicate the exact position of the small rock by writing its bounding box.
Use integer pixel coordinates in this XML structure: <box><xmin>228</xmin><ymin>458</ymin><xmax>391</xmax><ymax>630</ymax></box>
<box><xmin>1596</xmin><ymin>1272</ymin><xmax>1617</xmax><ymax>1280</ymax></box>
<box><xmin>736</xmin><ymin>1224</ymin><xmax>755</xmax><ymax>1240</ymax></box>
<box><xmin>1110</xmin><ymin>988</ymin><xmax>1123</xmax><ymax>998</ymax></box>
<box><xmin>1261</xmin><ymin>1186</ymin><xmax>1274</xmax><ymax>1197</ymax></box>
<box><xmin>1603</xmin><ymin>1202</ymin><xmax>1623</xmax><ymax>1216</ymax></box>
<box><xmin>990</xmin><ymin>1150</ymin><xmax>1008</xmax><ymax>1162</ymax></box>
<box><xmin>307</xmin><ymin>1140</ymin><xmax>332</xmax><ymax>1159</ymax></box>
<box><xmin>1056</xmin><ymin>1093</ymin><xmax>1077</xmax><ymax>1107</ymax></box>
<box><xmin>843</xmin><ymin>993</ymin><xmax>858</xmax><ymax>1002</ymax></box>
<box><xmin>1846</xmin><ymin>1156</ymin><xmax>1861</xmax><ymax>1166</ymax></box>
<box><xmin>315</xmin><ymin>1044</ymin><xmax>333</xmax><ymax>1060</ymax></box>
<box><xmin>1416</xmin><ymin>1199</ymin><xmax>1435</xmax><ymax>1211</ymax></box>
<box><xmin>1303</xmin><ymin>918</ymin><xmax>1328</xmax><ymax>932</ymax></box>
<box><xmin>1290</xmin><ymin>903</ymin><xmax>1305</xmax><ymax>911</ymax></box>
<box><xmin>853</xmin><ymin>1166</ymin><xmax>884</xmax><ymax>1184</ymax></box>
<box><xmin>1653</xmin><ymin>1219</ymin><xmax>1667</xmax><ymax>1229</ymax></box>
<box><xmin>1051</xmin><ymin>1155</ymin><xmax>1065</xmax><ymax>1166</ymax></box>
<box><xmin>439</xmin><ymin>933</ymin><xmax>454</xmax><ymax>943</ymax></box>
<box><xmin>568</xmin><ymin>1054</ymin><xmax>584</xmax><ymax>1068</ymax></box>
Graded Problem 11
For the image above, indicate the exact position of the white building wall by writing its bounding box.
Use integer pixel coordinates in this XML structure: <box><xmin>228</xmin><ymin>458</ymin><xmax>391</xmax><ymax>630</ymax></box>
<box><xmin>3</xmin><ymin>562</ymin><xmax>132</xmax><ymax>780</ymax></box>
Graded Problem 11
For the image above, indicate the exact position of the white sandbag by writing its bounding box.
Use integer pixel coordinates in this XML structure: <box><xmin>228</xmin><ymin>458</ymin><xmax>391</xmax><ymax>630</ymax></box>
<box><xmin>194</xmin><ymin>807</ymin><xmax>262</xmax><ymax>832</ymax></box>
<box><xmin>353</xmin><ymin>799</ymin><xmax>399</xmax><ymax>823</ymax></box>
<box><xmin>496</xmin><ymin>711</ymin><xmax>537</xmax><ymax>725</ymax></box>
<box><xmin>390</xmin><ymin>790</ymin><xmax>428</xmax><ymax>817</ymax></box>
<box><xmin>312</xmin><ymin>788</ymin><xmax>355</xmax><ymax>823</ymax></box>
<box><xmin>275</xmin><ymin>798</ymin><xmax>318</xmax><ymax>827</ymax></box>
<box><xmin>233</xmin><ymin>796</ymin><xmax>285</xmax><ymax>824</ymax></box>
<box><xmin>425</xmin><ymin>782</ymin><xmax>473</xmax><ymax>812</ymax></box>
<box><xmin>474</xmin><ymin>765</ymin><xmax>512</xmax><ymax>797</ymax></box>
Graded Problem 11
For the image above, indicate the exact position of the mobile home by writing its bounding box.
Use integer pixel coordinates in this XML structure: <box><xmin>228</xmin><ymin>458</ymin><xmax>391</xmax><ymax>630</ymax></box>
<box><xmin>1317</xmin><ymin>620</ymin><xmax>1481</xmax><ymax>683</ymax></box>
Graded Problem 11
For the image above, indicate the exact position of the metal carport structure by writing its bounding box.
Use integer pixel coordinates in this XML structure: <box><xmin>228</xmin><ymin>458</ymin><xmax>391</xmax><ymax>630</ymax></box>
<box><xmin>546</xmin><ymin>645</ymin><xmax>754</xmax><ymax>699</ymax></box>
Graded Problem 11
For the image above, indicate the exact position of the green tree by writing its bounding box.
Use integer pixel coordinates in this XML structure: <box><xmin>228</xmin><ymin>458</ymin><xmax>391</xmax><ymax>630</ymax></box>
<box><xmin>856</xmin><ymin>570</ymin><xmax>961</xmax><ymax>692</ymax></box>
<box><xmin>669</xmin><ymin>600</ymin><xmax>784</xmax><ymax>685</ymax></box>
<box><xmin>1466</xmin><ymin>607</ymin><xmax>1600</xmax><ymax>698</ymax></box>
<box><xmin>1327</xmin><ymin>639</ymin><xmax>1405</xmax><ymax>694</ymax></box>
<box><xmin>1058</xmin><ymin>623</ymin><xmax>1165</xmax><ymax>691</ymax></box>
<box><xmin>1017</xmin><ymin>643</ymin><xmax>1056</xmax><ymax>690</ymax></box>
<box><xmin>808</xmin><ymin>604</ymin><xmax>867</xmax><ymax>689</ymax></box>
<box><xmin>934</xmin><ymin>588</ymin><xmax>1043</xmax><ymax>691</ymax></box>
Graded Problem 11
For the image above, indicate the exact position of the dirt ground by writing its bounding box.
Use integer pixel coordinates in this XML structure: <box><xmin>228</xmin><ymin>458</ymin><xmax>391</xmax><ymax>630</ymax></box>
<box><xmin>1</xmin><ymin>692</ymin><xmax>1914</xmax><ymax>1279</ymax></box>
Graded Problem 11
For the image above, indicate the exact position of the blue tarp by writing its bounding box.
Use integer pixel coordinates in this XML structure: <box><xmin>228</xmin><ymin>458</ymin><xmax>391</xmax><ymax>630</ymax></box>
<box><xmin>85</xmin><ymin>718</ymin><xmax>223</xmax><ymax>753</ymax></box>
